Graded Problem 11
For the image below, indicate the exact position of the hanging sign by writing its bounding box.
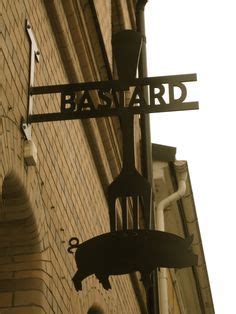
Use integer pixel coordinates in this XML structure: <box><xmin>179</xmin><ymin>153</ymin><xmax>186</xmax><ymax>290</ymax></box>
<box><xmin>23</xmin><ymin>27</ymin><xmax>199</xmax><ymax>292</ymax></box>
<box><xmin>28</xmin><ymin>73</ymin><xmax>197</xmax><ymax>123</ymax></box>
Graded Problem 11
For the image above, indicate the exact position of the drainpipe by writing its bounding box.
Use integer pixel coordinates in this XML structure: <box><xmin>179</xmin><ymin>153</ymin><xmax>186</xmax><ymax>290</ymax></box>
<box><xmin>136</xmin><ymin>1</ymin><xmax>159</xmax><ymax>314</ymax></box>
<box><xmin>156</xmin><ymin>161</ymin><xmax>188</xmax><ymax>314</ymax></box>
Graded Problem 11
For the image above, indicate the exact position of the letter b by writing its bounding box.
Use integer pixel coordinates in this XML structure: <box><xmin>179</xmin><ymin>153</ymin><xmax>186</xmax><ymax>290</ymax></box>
<box><xmin>61</xmin><ymin>92</ymin><xmax>76</xmax><ymax>112</ymax></box>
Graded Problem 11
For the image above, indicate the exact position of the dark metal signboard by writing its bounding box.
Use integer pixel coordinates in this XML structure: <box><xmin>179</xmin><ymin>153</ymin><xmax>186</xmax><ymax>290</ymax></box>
<box><xmin>28</xmin><ymin>72</ymin><xmax>197</xmax><ymax>122</ymax></box>
<box><xmin>25</xmin><ymin>30</ymin><xmax>197</xmax><ymax>124</ymax></box>
<box><xmin>22</xmin><ymin>28</ymin><xmax>198</xmax><ymax>292</ymax></box>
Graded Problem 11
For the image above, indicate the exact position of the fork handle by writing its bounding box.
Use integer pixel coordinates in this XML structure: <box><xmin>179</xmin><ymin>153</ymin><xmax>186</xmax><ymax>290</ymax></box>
<box><xmin>120</xmin><ymin>113</ymin><xmax>136</xmax><ymax>172</ymax></box>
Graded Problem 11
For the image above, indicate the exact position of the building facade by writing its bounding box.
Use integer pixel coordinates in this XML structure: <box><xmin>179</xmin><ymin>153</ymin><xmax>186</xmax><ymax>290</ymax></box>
<box><xmin>1</xmin><ymin>0</ymin><xmax>214</xmax><ymax>313</ymax></box>
<box><xmin>1</xmin><ymin>1</ymin><xmax>147</xmax><ymax>313</ymax></box>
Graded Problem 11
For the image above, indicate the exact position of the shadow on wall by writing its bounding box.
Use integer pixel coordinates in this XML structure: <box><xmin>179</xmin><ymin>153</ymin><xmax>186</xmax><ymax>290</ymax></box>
<box><xmin>88</xmin><ymin>305</ymin><xmax>104</xmax><ymax>314</ymax></box>
<box><xmin>0</xmin><ymin>171</ymin><xmax>46</xmax><ymax>312</ymax></box>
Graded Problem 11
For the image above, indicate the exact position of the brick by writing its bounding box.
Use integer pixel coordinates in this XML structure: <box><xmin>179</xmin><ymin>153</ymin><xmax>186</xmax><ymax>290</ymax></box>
<box><xmin>14</xmin><ymin>290</ymin><xmax>50</xmax><ymax>311</ymax></box>
<box><xmin>13</xmin><ymin>253</ymin><xmax>42</xmax><ymax>263</ymax></box>
<box><xmin>0</xmin><ymin>272</ymin><xmax>13</xmax><ymax>280</ymax></box>
<box><xmin>0</xmin><ymin>257</ymin><xmax>13</xmax><ymax>265</ymax></box>
<box><xmin>1</xmin><ymin>0</ymin><xmax>145</xmax><ymax>313</ymax></box>
<box><xmin>13</xmin><ymin>270</ymin><xmax>50</xmax><ymax>285</ymax></box>
<box><xmin>0</xmin><ymin>306</ymin><xmax>45</xmax><ymax>314</ymax></box>
<box><xmin>4</xmin><ymin>31</ymin><xmax>13</xmax><ymax>58</ymax></box>
<box><xmin>3</xmin><ymin>62</ymin><xmax>12</xmax><ymax>87</ymax></box>
<box><xmin>0</xmin><ymin>278</ymin><xmax>45</xmax><ymax>293</ymax></box>
<box><xmin>0</xmin><ymin>292</ymin><xmax>13</xmax><ymax>307</ymax></box>
<box><xmin>0</xmin><ymin>261</ymin><xmax>42</xmax><ymax>272</ymax></box>
<box><xmin>12</xmin><ymin>51</ymin><xmax>21</xmax><ymax>76</ymax></box>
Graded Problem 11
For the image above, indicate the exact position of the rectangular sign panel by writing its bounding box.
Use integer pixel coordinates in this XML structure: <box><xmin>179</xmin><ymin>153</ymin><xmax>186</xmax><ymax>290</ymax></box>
<box><xmin>29</xmin><ymin>74</ymin><xmax>198</xmax><ymax>123</ymax></box>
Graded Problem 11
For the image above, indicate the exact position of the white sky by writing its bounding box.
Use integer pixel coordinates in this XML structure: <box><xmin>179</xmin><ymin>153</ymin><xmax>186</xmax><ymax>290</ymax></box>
<box><xmin>145</xmin><ymin>1</ymin><xmax>236</xmax><ymax>313</ymax></box>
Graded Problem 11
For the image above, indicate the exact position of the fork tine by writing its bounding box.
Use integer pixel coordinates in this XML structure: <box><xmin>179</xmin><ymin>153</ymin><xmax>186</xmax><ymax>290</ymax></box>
<box><xmin>142</xmin><ymin>187</ymin><xmax>152</xmax><ymax>228</ymax></box>
<box><xmin>108</xmin><ymin>196</ymin><xmax>116</xmax><ymax>232</ymax></box>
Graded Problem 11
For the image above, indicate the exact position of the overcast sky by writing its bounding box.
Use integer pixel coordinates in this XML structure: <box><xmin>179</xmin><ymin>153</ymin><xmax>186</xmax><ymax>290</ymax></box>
<box><xmin>145</xmin><ymin>1</ymin><xmax>236</xmax><ymax>313</ymax></box>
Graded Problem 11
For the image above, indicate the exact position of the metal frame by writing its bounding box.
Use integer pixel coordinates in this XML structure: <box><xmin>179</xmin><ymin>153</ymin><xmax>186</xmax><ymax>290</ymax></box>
<box><xmin>25</xmin><ymin>74</ymin><xmax>198</xmax><ymax>123</ymax></box>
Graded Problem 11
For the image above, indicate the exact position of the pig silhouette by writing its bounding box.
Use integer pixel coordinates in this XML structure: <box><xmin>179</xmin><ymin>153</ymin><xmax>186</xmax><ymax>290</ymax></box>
<box><xmin>70</xmin><ymin>230</ymin><xmax>197</xmax><ymax>291</ymax></box>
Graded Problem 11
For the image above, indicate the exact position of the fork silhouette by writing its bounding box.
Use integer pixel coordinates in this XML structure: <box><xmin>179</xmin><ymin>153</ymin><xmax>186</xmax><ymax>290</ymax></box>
<box><xmin>107</xmin><ymin>111</ymin><xmax>151</xmax><ymax>231</ymax></box>
<box><xmin>108</xmin><ymin>30</ymin><xmax>152</xmax><ymax>232</ymax></box>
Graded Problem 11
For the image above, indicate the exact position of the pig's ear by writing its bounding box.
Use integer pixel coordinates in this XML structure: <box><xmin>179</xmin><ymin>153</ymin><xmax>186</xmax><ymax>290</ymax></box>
<box><xmin>185</xmin><ymin>234</ymin><xmax>194</xmax><ymax>248</ymax></box>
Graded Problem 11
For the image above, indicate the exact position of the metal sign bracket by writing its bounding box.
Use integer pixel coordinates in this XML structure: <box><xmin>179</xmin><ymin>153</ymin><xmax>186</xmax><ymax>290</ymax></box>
<box><xmin>17</xmin><ymin>27</ymin><xmax>199</xmax><ymax>289</ymax></box>
<box><xmin>21</xmin><ymin>20</ymin><xmax>40</xmax><ymax>140</ymax></box>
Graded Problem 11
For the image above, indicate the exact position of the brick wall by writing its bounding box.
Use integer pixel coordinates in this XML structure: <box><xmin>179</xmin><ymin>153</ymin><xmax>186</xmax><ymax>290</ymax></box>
<box><xmin>1</xmin><ymin>0</ymin><xmax>146</xmax><ymax>313</ymax></box>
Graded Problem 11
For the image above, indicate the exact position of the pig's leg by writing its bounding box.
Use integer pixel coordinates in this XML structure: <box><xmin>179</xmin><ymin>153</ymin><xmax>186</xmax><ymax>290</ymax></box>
<box><xmin>97</xmin><ymin>274</ymin><xmax>112</xmax><ymax>290</ymax></box>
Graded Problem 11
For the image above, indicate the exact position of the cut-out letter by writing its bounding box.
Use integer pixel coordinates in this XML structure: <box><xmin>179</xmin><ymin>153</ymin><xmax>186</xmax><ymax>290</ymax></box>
<box><xmin>129</xmin><ymin>86</ymin><xmax>148</xmax><ymax>108</ymax></box>
<box><xmin>169</xmin><ymin>82</ymin><xmax>187</xmax><ymax>105</ymax></box>
<box><xmin>98</xmin><ymin>89</ymin><xmax>112</xmax><ymax>109</ymax></box>
<box><xmin>150</xmin><ymin>84</ymin><xmax>166</xmax><ymax>106</ymax></box>
<box><xmin>78</xmin><ymin>91</ymin><xmax>95</xmax><ymax>111</ymax></box>
<box><xmin>61</xmin><ymin>92</ymin><xmax>76</xmax><ymax>112</ymax></box>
